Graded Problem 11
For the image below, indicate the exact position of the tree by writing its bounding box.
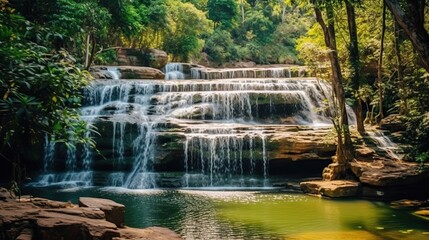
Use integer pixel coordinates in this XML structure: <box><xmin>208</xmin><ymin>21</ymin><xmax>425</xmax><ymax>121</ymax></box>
<box><xmin>311</xmin><ymin>0</ymin><xmax>354</xmax><ymax>180</ymax></box>
<box><xmin>345</xmin><ymin>0</ymin><xmax>365</xmax><ymax>132</ymax></box>
<box><xmin>207</xmin><ymin>0</ymin><xmax>239</xmax><ymax>29</ymax></box>
<box><xmin>384</xmin><ymin>0</ymin><xmax>429</xmax><ymax>73</ymax></box>
<box><xmin>163</xmin><ymin>1</ymin><xmax>212</xmax><ymax>61</ymax></box>
<box><xmin>0</xmin><ymin>8</ymin><xmax>93</xmax><ymax>194</ymax></box>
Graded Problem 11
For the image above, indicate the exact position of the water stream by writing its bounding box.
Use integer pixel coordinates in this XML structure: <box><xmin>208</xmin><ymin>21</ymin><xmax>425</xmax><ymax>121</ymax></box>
<box><xmin>31</xmin><ymin>63</ymin><xmax>397</xmax><ymax>190</ymax></box>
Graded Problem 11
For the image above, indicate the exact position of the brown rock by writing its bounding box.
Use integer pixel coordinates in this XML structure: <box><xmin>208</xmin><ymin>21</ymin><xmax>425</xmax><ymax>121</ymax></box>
<box><xmin>351</xmin><ymin>159</ymin><xmax>429</xmax><ymax>187</ymax></box>
<box><xmin>115</xmin><ymin>227</ymin><xmax>182</xmax><ymax>240</ymax></box>
<box><xmin>300</xmin><ymin>180</ymin><xmax>361</xmax><ymax>198</ymax></box>
<box><xmin>0</xmin><ymin>191</ymin><xmax>181</xmax><ymax>240</ymax></box>
<box><xmin>16</xmin><ymin>228</ymin><xmax>33</xmax><ymax>240</ymax></box>
<box><xmin>147</xmin><ymin>49</ymin><xmax>168</xmax><ymax>69</ymax></box>
<box><xmin>0</xmin><ymin>187</ymin><xmax>12</xmax><ymax>201</ymax></box>
<box><xmin>379</xmin><ymin>114</ymin><xmax>406</xmax><ymax>132</ymax></box>
<box><xmin>355</xmin><ymin>147</ymin><xmax>376</xmax><ymax>158</ymax></box>
<box><xmin>116</xmin><ymin>48</ymin><xmax>168</xmax><ymax>69</ymax></box>
<box><xmin>270</xmin><ymin>127</ymin><xmax>336</xmax><ymax>161</ymax></box>
<box><xmin>36</xmin><ymin>211</ymin><xmax>119</xmax><ymax>240</ymax></box>
<box><xmin>79</xmin><ymin>197</ymin><xmax>125</xmax><ymax>227</ymax></box>
<box><xmin>120</xmin><ymin>66</ymin><xmax>165</xmax><ymax>79</ymax></box>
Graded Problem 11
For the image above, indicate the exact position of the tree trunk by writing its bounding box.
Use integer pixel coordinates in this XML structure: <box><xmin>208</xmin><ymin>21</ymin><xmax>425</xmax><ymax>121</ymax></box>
<box><xmin>313</xmin><ymin>1</ymin><xmax>354</xmax><ymax>179</ymax></box>
<box><xmin>84</xmin><ymin>33</ymin><xmax>91</xmax><ymax>70</ymax></box>
<box><xmin>345</xmin><ymin>1</ymin><xmax>365</xmax><ymax>133</ymax></box>
<box><xmin>241</xmin><ymin>0</ymin><xmax>245</xmax><ymax>23</ymax></box>
<box><xmin>394</xmin><ymin>20</ymin><xmax>408</xmax><ymax>115</ymax></box>
<box><xmin>376</xmin><ymin>2</ymin><xmax>386</xmax><ymax>124</ymax></box>
<box><xmin>384</xmin><ymin>0</ymin><xmax>429</xmax><ymax>73</ymax></box>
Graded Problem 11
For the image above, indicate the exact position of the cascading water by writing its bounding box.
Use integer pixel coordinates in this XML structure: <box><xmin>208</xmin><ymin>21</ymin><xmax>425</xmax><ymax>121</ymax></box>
<box><xmin>367</xmin><ymin>130</ymin><xmax>403</xmax><ymax>160</ymax></box>
<box><xmin>35</xmin><ymin>64</ymin><xmax>348</xmax><ymax>189</ymax></box>
<box><xmin>164</xmin><ymin>63</ymin><xmax>185</xmax><ymax>80</ymax></box>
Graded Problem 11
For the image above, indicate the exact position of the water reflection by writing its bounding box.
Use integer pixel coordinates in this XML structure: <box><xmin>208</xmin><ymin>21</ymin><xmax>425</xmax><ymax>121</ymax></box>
<box><xmin>24</xmin><ymin>187</ymin><xmax>429</xmax><ymax>240</ymax></box>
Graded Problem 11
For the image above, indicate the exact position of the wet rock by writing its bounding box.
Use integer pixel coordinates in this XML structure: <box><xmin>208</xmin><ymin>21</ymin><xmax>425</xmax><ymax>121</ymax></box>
<box><xmin>119</xmin><ymin>66</ymin><xmax>165</xmax><ymax>79</ymax></box>
<box><xmin>115</xmin><ymin>227</ymin><xmax>182</xmax><ymax>240</ymax></box>
<box><xmin>350</xmin><ymin>159</ymin><xmax>429</xmax><ymax>187</ymax></box>
<box><xmin>79</xmin><ymin>197</ymin><xmax>125</xmax><ymax>227</ymax></box>
<box><xmin>300</xmin><ymin>180</ymin><xmax>361</xmax><ymax>198</ymax></box>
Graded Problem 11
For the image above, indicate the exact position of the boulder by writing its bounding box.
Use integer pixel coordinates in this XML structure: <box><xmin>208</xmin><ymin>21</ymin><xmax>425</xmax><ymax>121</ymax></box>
<box><xmin>79</xmin><ymin>197</ymin><xmax>125</xmax><ymax>227</ymax></box>
<box><xmin>147</xmin><ymin>49</ymin><xmax>168</xmax><ymax>69</ymax></box>
<box><xmin>117</xmin><ymin>48</ymin><xmax>168</xmax><ymax>69</ymax></box>
<box><xmin>300</xmin><ymin>180</ymin><xmax>361</xmax><ymax>198</ymax></box>
<box><xmin>350</xmin><ymin>159</ymin><xmax>429</xmax><ymax>187</ymax></box>
<box><xmin>0</xmin><ymin>191</ymin><xmax>181</xmax><ymax>240</ymax></box>
<box><xmin>119</xmin><ymin>66</ymin><xmax>165</xmax><ymax>79</ymax></box>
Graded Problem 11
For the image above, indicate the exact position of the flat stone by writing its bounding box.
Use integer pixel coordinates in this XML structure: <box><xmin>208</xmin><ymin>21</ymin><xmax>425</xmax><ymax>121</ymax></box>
<box><xmin>79</xmin><ymin>197</ymin><xmax>125</xmax><ymax>227</ymax></box>
<box><xmin>115</xmin><ymin>226</ymin><xmax>182</xmax><ymax>240</ymax></box>
<box><xmin>351</xmin><ymin>159</ymin><xmax>429</xmax><ymax>187</ymax></box>
<box><xmin>0</xmin><ymin>189</ymin><xmax>180</xmax><ymax>240</ymax></box>
<box><xmin>16</xmin><ymin>228</ymin><xmax>33</xmax><ymax>240</ymax></box>
<box><xmin>300</xmin><ymin>180</ymin><xmax>361</xmax><ymax>198</ymax></box>
<box><xmin>37</xmin><ymin>211</ymin><xmax>119</xmax><ymax>240</ymax></box>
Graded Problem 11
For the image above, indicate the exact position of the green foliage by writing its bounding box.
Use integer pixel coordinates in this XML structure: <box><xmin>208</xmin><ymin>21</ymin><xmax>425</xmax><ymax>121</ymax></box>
<box><xmin>207</xmin><ymin>0</ymin><xmax>239</xmax><ymax>29</ymax></box>
<box><xmin>0</xmin><ymin>10</ymin><xmax>93</xmax><ymax>183</ymax></box>
<box><xmin>163</xmin><ymin>1</ymin><xmax>212</xmax><ymax>61</ymax></box>
<box><xmin>205</xmin><ymin>29</ymin><xmax>239</xmax><ymax>64</ymax></box>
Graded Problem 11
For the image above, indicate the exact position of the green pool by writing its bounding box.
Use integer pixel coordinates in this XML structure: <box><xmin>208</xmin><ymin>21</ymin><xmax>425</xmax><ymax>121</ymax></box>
<box><xmin>25</xmin><ymin>187</ymin><xmax>429</xmax><ymax>240</ymax></box>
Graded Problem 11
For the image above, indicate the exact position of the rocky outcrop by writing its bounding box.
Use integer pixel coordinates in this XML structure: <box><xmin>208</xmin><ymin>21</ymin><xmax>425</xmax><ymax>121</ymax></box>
<box><xmin>269</xmin><ymin>127</ymin><xmax>336</xmax><ymax>162</ymax></box>
<box><xmin>350</xmin><ymin>158</ymin><xmax>429</xmax><ymax>187</ymax></box>
<box><xmin>89</xmin><ymin>66</ymin><xmax>165</xmax><ymax>79</ymax></box>
<box><xmin>0</xmin><ymin>189</ymin><xmax>181</xmax><ymax>240</ymax></box>
<box><xmin>79</xmin><ymin>197</ymin><xmax>125</xmax><ymax>227</ymax></box>
<box><xmin>379</xmin><ymin>114</ymin><xmax>406</xmax><ymax>132</ymax></box>
<box><xmin>117</xmin><ymin>48</ymin><xmax>168</xmax><ymax>70</ymax></box>
<box><xmin>300</xmin><ymin>180</ymin><xmax>361</xmax><ymax>198</ymax></box>
<box><xmin>119</xmin><ymin>66</ymin><xmax>165</xmax><ymax>79</ymax></box>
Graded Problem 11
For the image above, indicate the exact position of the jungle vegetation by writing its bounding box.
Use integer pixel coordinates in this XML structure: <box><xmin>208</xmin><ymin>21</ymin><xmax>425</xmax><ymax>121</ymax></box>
<box><xmin>0</xmin><ymin>0</ymin><xmax>428</xmax><ymax>185</ymax></box>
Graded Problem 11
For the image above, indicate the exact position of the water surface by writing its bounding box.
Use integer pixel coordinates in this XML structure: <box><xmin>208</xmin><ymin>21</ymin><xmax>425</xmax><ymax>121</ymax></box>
<box><xmin>25</xmin><ymin>187</ymin><xmax>429</xmax><ymax>240</ymax></box>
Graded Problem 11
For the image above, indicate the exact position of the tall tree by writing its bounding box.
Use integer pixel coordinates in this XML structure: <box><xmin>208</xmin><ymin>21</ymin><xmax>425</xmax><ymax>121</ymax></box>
<box><xmin>376</xmin><ymin>2</ymin><xmax>386</xmax><ymax>123</ymax></box>
<box><xmin>345</xmin><ymin>0</ymin><xmax>364</xmax><ymax>132</ymax></box>
<box><xmin>311</xmin><ymin>0</ymin><xmax>354</xmax><ymax>180</ymax></box>
<box><xmin>207</xmin><ymin>0</ymin><xmax>238</xmax><ymax>29</ymax></box>
<box><xmin>384</xmin><ymin>0</ymin><xmax>429</xmax><ymax>73</ymax></box>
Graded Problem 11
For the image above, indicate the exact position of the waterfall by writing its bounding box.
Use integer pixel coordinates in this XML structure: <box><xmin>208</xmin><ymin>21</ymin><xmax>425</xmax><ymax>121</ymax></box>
<box><xmin>35</xmin><ymin>65</ymin><xmax>347</xmax><ymax>189</ymax></box>
<box><xmin>367</xmin><ymin>131</ymin><xmax>403</xmax><ymax>160</ymax></box>
<box><xmin>107</xmin><ymin>67</ymin><xmax>121</xmax><ymax>80</ymax></box>
<box><xmin>165</xmin><ymin>63</ymin><xmax>185</xmax><ymax>80</ymax></box>
<box><xmin>182</xmin><ymin>128</ymin><xmax>269</xmax><ymax>187</ymax></box>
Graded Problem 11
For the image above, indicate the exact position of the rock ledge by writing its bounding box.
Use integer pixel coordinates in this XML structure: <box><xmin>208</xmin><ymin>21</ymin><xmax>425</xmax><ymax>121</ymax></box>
<box><xmin>0</xmin><ymin>189</ymin><xmax>181</xmax><ymax>240</ymax></box>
